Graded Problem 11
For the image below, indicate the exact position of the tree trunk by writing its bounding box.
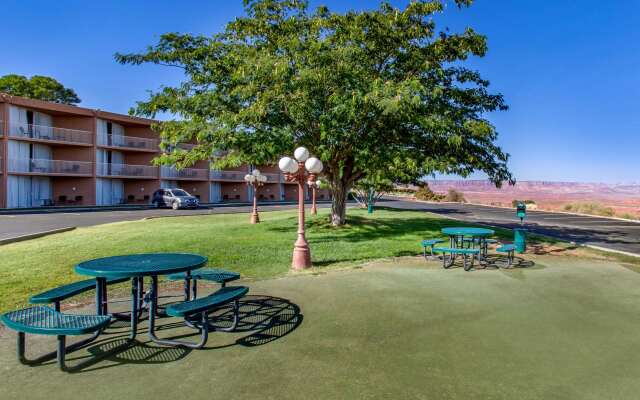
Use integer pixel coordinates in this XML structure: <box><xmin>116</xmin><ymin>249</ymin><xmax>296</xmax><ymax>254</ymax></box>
<box><xmin>330</xmin><ymin>181</ymin><xmax>349</xmax><ymax>226</ymax></box>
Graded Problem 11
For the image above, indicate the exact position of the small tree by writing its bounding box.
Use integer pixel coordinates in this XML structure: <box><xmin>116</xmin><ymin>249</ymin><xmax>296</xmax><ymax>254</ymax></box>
<box><xmin>352</xmin><ymin>177</ymin><xmax>394</xmax><ymax>210</ymax></box>
<box><xmin>116</xmin><ymin>0</ymin><xmax>512</xmax><ymax>226</ymax></box>
<box><xmin>0</xmin><ymin>74</ymin><xmax>81</xmax><ymax>105</ymax></box>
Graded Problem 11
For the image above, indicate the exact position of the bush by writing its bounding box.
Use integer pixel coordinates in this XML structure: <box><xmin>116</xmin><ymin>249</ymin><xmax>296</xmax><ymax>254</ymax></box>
<box><xmin>444</xmin><ymin>189</ymin><xmax>466</xmax><ymax>203</ymax></box>
<box><xmin>563</xmin><ymin>202</ymin><xmax>615</xmax><ymax>217</ymax></box>
<box><xmin>415</xmin><ymin>183</ymin><xmax>444</xmax><ymax>201</ymax></box>
<box><xmin>512</xmin><ymin>199</ymin><xmax>536</xmax><ymax>207</ymax></box>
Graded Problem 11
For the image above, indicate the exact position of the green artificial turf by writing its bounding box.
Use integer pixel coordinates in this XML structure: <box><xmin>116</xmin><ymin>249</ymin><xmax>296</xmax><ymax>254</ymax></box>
<box><xmin>0</xmin><ymin>207</ymin><xmax>516</xmax><ymax>312</ymax></box>
<box><xmin>2</xmin><ymin>256</ymin><xmax>640</xmax><ymax>399</ymax></box>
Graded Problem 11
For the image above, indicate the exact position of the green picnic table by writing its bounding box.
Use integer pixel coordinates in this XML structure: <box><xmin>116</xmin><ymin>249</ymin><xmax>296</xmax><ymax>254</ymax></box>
<box><xmin>441</xmin><ymin>227</ymin><xmax>495</xmax><ymax>266</ymax></box>
<box><xmin>75</xmin><ymin>253</ymin><xmax>208</xmax><ymax>343</ymax></box>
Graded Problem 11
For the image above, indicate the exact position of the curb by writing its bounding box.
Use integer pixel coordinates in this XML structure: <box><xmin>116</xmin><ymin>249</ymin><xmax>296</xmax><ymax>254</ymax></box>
<box><xmin>583</xmin><ymin>245</ymin><xmax>640</xmax><ymax>259</ymax></box>
<box><xmin>0</xmin><ymin>227</ymin><xmax>76</xmax><ymax>246</ymax></box>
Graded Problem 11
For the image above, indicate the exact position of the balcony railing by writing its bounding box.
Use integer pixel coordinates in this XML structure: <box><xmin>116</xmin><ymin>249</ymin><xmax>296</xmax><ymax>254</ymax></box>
<box><xmin>98</xmin><ymin>134</ymin><xmax>159</xmax><ymax>151</ymax></box>
<box><xmin>210</xmin><ymin>170</ymin><xmax>247</xmax><ymax>181</ymax></box>
<box><xmin>161</xmin><ymin>166</ymin><xmax>209</xmax><ymax>180</ymax></box>
<box><xmin>97</xmin><ymin>163</ymin><xmax>159</xmax><ymax>178</ymax></box>
<box><xmin>9</xmin><ymin>123</ymin><xmax>92</xmax><ymax>145</ymax></box>
<box><xmin>8</xmin><ymin>158</ymin><xmax>92</xmax><ymax>175</ymax></box>
<box><xmin>262</xmin><ymin>173</ymin><xmax>283</xmax><ymax>183</ymax></box>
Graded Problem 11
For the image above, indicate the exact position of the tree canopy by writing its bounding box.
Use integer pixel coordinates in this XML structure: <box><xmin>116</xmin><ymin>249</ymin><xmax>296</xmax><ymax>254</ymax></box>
<box><xmin>0</xmin><ymin>74</ymin><xmax>81</xmax><ymax>105</ymax></box>
<box><xmin>116</xmin><ymin>0</ymin><xmax>512</xmax><ymax>225</ymax></box>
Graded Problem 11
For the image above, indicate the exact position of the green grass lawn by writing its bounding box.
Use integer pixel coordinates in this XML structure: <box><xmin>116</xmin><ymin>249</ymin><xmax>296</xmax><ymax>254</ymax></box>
<box><xmin>0</xmin><ymin>207</ymin><xmax>518</xmax><ymax>312</ymax></box>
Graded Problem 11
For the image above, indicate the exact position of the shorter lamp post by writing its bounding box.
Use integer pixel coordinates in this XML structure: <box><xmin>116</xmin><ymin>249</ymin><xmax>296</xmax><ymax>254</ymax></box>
<box><xmin>309</xmin><ymin>179</ymin><xmax>322</xmax><ymax>215</ymax></box>
<box><xmin>244</xmin><ymin>169</ymin><xmax>267</xmax><ymax>224</ymax></box>
<box><xmin>279</xmin><ymin>147</ymin><xmax>323</xmax><ymax>270</ymax></box>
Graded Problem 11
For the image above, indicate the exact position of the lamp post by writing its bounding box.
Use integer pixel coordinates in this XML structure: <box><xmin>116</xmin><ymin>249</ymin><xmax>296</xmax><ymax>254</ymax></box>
<box><xmin>309</xmin><ymin>179</ymin><xmax>322</xmax><ymax>215</ymax></box>
<box><xmin>244</xmin><ymin>169</ymin><xmax>267</xmax><ymax>224</ymax></box>
<box><xmin>279</xmin><ymin>147</ymin><xmax>323</xmax><ymax>270</ymax></box>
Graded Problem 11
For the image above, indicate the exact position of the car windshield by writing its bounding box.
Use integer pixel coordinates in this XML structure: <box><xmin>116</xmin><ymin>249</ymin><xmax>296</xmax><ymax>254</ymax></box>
<box><xmin>170</xmin><ymin>189</ymin><xmax>190</xmax><ymax>197</ymax></box>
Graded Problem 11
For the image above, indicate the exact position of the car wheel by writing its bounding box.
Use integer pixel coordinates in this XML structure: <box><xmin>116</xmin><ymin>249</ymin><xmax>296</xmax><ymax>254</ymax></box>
<box><xmin>172</xmin><ymin>201</ymin><xmax>180</xmax><ymax>210</ymax></box>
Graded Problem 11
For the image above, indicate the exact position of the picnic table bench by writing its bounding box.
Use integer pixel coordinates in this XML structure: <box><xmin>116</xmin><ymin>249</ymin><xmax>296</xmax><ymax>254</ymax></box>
<box><xmin>0</xmin><ymin>306</ymin><xmax>110</xmax><ymax>371</ymax></box>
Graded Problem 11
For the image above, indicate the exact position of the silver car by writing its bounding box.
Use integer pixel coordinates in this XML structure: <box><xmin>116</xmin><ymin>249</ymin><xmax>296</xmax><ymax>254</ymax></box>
<box><xmin>152</xmin><ymin>188</ymin><xmax>199</xmax><ymax>209</ymax></box>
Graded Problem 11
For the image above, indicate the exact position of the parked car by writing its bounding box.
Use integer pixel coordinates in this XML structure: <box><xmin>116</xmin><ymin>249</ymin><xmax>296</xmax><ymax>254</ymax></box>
<box><xmin>152</xmin><ymin>188</ymin><xmax>199</xmax><ymax>210</ymax></box>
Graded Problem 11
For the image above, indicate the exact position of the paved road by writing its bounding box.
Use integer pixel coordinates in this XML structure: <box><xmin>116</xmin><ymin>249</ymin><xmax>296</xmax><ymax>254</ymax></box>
<box><xmin>0</xmin><ymin>203</ymin><xmax>325</xmax><ymax>241</ymax></box>
<box><xmin>380</xmin><ymin>198</ymin><xmax>640</xmax><ymax>256</ymax></box>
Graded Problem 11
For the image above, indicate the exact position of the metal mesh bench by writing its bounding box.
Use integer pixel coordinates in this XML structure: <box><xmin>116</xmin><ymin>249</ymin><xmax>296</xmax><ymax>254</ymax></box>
<box><xmin>433</xmin><ymin>247</ymin><xmax>480</xmax><ymax>271</ymax></box>
<box><xmin>1</xmin><ymin>306</ymin><xmax>111</xmax><ymax>371</ymax></box>
<box><xmin>167</xmin><ymin>268</ymin><xmax>241</xmax><ymax>301</ymax></box>
<box><xmin>29</xmin><ymin>277</ymin><xmax>129</xmax><ymax>312</ymax></box>
<box><xmin>421</xmin><ymin>239</ymin><xmax>444</xmax><ymax>259</ymax></box>
<box><xmin>153</xmin><ymin>286</ymin><xmax>249</xmax><ymax>349</ymax></box>
<box><xmin>496</xmin><ymin>244</ymin><xmax>517</xmax><ymax>267</ymax></box>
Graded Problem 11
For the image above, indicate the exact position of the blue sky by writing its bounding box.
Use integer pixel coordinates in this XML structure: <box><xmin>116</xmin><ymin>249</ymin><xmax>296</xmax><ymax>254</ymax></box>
<box><xmin>2</xmin><ymin>1</ymin><xmax>638</xmax><ymax>183</ymax></box>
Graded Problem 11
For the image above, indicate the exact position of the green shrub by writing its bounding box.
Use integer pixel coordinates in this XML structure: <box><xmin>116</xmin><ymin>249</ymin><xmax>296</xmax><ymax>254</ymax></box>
<box><xmin>415</xmin><ymin>183</ymin><xmax>444</xmax><ymax>201</ymax></box>
<box><xmin>563</xmin><ymin>202</ymin><xmax>615</xmax><ymax>217</ymax></box>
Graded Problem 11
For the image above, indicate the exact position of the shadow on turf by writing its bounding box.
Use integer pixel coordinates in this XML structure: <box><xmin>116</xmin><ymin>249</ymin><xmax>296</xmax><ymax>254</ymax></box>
<box><xmin>26</xmin><ymin>295</ymin><xmax>302</xmax><ymax>373</ymax></box>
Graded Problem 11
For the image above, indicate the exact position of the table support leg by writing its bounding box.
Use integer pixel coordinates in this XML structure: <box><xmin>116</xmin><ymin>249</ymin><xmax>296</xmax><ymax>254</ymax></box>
<box><xmin>130</xmin><ymin>277</ymin><xmax>139</xmax><ymax>341</ymax></box>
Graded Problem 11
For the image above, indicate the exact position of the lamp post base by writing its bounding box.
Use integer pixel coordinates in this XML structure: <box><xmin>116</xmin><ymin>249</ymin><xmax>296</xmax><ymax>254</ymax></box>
<box><xmin>251</xmin><ymin>212</ymin><xmax>260</xmax><ymax>224</ymax></box>
<box><xmin>292</xmin><ymin>238</ymin><xmax>312</xmax><ymax>270</ymax></box>
<box><xmin>311</xmin><ymin>205</ymin><xmax>317</xmax><ymax>215</ymax></box>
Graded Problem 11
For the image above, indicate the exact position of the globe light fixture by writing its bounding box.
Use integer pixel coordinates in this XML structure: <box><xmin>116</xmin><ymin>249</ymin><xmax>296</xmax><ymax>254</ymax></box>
<box><xmin>244</xmin><ymin>168</ymin><xmax>267</xmax><ymax>224</ymax></box>
<box><xmin>308</xmin><ymin>178</ymin><xmax>322</xmax><ymax>215</ymax></box>
<box><xmin>279</xmin><ymin>147</ymin><xmax>324</xmax><ymax>270</ymax></box>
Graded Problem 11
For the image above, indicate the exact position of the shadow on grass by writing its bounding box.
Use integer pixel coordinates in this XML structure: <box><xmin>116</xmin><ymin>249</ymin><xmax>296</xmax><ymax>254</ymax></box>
<box><xmin>19</xmin><ymin>295</ymin><xmax>303</xmax><ymax>373</ymax></box>
<box><xmin>270</xmin><ymin>208</ymin><xmax>511</xmax><ymax>245</ymax></box>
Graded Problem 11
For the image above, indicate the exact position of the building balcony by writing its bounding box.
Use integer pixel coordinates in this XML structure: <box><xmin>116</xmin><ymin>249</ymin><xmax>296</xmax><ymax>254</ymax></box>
<box><xmin>262</xmin><ymin>173</ymin><xmax>283</xmax><ymax>183</ymax></box>
<box><xmin>8</xmin><ymin>158</ymin><xmax>92</xmax><ymax>176</ymax></box>
<box><xmin>210</xmin><ymin>170</ymin><xmax>248</xmax><ymax>181</ymax></box>
<box><xmin>98</xmin><ymin>134</ymin><xmax>159</xmax><ymax>152</ymax></box>
<box><xmin>161</xmin><ymin>166</ymin><xmax>209</xmax><ymax>180</ymax></box>
<box><xmin>97</xmin><ymin>163</ymin><xmax>159</xmax><ymax>179</ymax></box>
<box><xmin>9</xmin><ymin>123</ymin><xmax>93</xmax><ymax>146</ymax></box>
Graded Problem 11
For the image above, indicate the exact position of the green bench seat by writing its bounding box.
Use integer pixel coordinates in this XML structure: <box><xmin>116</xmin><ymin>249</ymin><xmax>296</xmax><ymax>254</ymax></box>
<box><xmin>433</xmin><ymin>247</ymin><xmax>480</xmax><ymax>271</ymax></box>
<box><xmin>421</xmin><ymin>239</ymin><xmax>444</xmax><ymax>259</ymax></box>
<box><xmin>156</xmin><ymin>286</ymin><xmax>249</xmax><ymax>349</ymax></box>
<box><xmin>1</xmin><ymin>306</ymin><xmax>111</xmax><ymax>371</ymax></box>
<box><xmin>29</xmin><ymin>277</ymin><xmax>129</xmax><ymax>311</ymax></box>
<box><xmin>167</xmin><ymin>268</ymin><xmax>241</xmax><ymax>301</ymax></box>
<box><xmin>496</xmin><ymin>244</ymin><xmax>516</xmax><ymax>267</ymax></box>
<box><xmin>166</xmin><ymin>286</ymin><xmax>248</xmax><ymax>318</ymax></box>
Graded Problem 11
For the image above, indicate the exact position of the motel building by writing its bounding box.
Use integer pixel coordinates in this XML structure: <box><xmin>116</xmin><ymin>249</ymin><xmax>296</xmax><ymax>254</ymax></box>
<box><xmin>0</xmin><ymin>94</ymin><xmax>330</xmax><ymax>209</ymax></box>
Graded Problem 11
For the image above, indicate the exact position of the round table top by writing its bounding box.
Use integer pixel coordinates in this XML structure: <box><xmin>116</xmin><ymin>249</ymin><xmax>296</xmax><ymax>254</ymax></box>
<box><xmin>75</xmin><ymin>253</ymin><xmax>208</xmax><ymax>278</ymax></box>
<box><xmin>441</xmin><ymin>227</ymin><xmax>495</xmax><ymax>237</ymax></box>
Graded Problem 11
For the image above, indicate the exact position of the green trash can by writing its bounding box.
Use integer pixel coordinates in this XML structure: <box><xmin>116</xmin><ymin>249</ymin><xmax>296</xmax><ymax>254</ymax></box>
<box><xmin>514</xmin><ymin>228</ymin><xmax>526</xmax><ymax>253</ymax></box>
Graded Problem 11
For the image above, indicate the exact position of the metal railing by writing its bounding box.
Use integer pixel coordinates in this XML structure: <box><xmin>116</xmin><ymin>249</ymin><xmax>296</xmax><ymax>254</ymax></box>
<box><xmin>98</xmin><ymin>134</ymin><xmax>159</xmax><ymax>151</ymax></box>
<box><xmin>210</xmin><ymin>170</ymin><xmax>248</xmax><ymax>181</ymax></box>
<box><xmin>97</xmin><ymin>163</ymin><xmax>159</xmax><ymax>178</ymax></box>
<box><xmin>262</xmin><ymin>173</ymin><xmax>283</xmax><ymax>183</ymax></box>
<box><xmin>9</xmin><ymin>123</ymin><xmax>92</xmax><ymax>145</ymax></box>
<box><xmin>8</xmin><ymin>158</ymin><xmax>92</xmax><ymax>175</ymax></box>
<box><xmin>161</xmin><ymin>166</ymin><xmax>209</xmax><ymax>180</ymax></box>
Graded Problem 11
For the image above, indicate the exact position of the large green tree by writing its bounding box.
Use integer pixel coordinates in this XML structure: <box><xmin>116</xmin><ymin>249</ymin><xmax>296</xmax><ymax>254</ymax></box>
<box><xmin>116</xmin><ymin>0</ymin><xmax>512</xmax><ymax>225</ymax></box>
<box><xmin>0</xmin><ymin>74</ymin><xmax>81</xmax><ymax>105</ymax></box>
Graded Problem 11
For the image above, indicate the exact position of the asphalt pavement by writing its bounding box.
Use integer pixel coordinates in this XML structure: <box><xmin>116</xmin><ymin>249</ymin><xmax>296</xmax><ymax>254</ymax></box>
<box><xmin>0</xmin><ymin>203</ymin><xmax>312</xmax><ymax>241</ymax></box>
